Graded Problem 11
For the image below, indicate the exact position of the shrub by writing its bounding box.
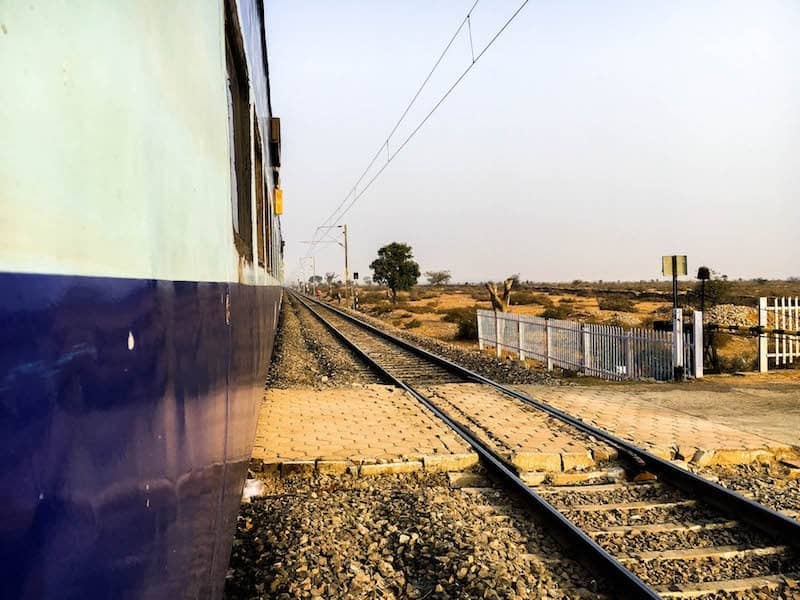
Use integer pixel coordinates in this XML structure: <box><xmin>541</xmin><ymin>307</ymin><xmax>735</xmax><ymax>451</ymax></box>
<box><xmin>408</xmin><ymin>289</ymin><xmax>437</xmax><ymax>301</ymax></box>
<box><xmin>371</xmin><ymin>303</ymin><xmax>393</xmax><ymax>316</ymax></box>
<box><xmin>511</xmin><ymin>292</ymin><xmax>553</xmax><ymax>307</ymax></box>
<box><xmin>439</xmin><ymin>306</ymin><xmax>478</xmax><ymax>340</ymax></box>
<box><xmin>597</xmin><ymin>297</ymin><xmax>636</xmax><ymax>312</ymax></box>
<box><xmin>540</xmin><ymin>305</ymin><xmax>572</xmax><ymax>320</ymax></box>
<box><xmin>359</xmin><ymin>291</ymin><xmax>387</xmax><ymax>304</ymax></box>
<box><xmin>404</xmin><ymin>318</ymin><xmax>422</xmax><ymax>329</ymax></box>
<box><xmin>439</xmin><ymin>306</ymin><xmax>470</xmax><ymax>323</ymax></box>
<box><xmin>696</xmin><ymin>277</ymin><xmax>733</xmax><ymax>307</ymax></box>
<box><xmin>404</xmin><ymin>305</ymin><xmax>432</xmax><ymax>314</ymax></box>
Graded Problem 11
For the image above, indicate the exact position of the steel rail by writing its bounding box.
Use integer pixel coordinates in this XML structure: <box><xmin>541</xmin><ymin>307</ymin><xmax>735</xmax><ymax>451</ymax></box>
<box><xmin>293</xmin><ymin>292</ymin><xmax>800</xmax><ymax>552</ymax></box>
<box><xmin>290</xmin><ymin>291</ymin><xmax>660</xmax><ymax>598</ymax></box>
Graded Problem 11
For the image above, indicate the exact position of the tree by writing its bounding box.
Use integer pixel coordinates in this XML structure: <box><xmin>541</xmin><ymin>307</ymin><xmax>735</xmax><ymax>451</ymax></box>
<box><xmin>693</xmin><ymin>269</ymin><xmax>731</xmax><ymax>308</ymax></box>
<box><xmin>485</xmin><ymin>278</ymin><xmax>514</xmax><ymax>312</ymax></box>
<box><xmin>369</xmin><ymin>242</ymin><xmax>420</xmax><ymax>303</ymax></box>
<box><xmin>362</xmin><ymin>276</ymin><xmax>372</xmax><ymax>286</ymax></box>
<box><xmin>425</xmin><ymin>270</ymin><xmax>451</xmax><ymax>286</ymax></box>
<box><xmin>308</xmin><ymin>275</ymin><xmax>323</xmax><ymax>284</ymax></box>
<box><xmin>324</xmin><ymin>272</ymin><xmax>336</xmax><ymax>295</ymax></box>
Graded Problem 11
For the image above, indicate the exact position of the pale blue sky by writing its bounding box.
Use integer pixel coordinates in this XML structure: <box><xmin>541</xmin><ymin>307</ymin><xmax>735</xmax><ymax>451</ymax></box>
<box><xmin>265</xmin><ymin>1</ymin><xmax>800</xmax><ymax>283</ymax></box>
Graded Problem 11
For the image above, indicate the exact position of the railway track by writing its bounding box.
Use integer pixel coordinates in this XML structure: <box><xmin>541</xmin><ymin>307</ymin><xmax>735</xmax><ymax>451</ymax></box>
<box><xmin>290</xmin><ymin>291</ymin><xmax>800</xmax><ymax>599</ymax></box>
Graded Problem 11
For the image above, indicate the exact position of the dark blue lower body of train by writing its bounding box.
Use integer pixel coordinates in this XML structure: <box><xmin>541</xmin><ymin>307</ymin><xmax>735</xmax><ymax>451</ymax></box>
<box><xmin>0</xmin><ymin>272</ymin><xmax>280</xmax><ymax>599</ymax></box>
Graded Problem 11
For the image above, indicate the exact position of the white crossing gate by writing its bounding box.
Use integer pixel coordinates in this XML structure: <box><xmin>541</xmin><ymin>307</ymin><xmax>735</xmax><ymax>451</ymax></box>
<box><xmin>758</xmin><ymin>296</ymin><xmax>800</xmax><ymax>371</ymax></box>
<box><xmin>477</xmin><ymin>309</ymin><xmax>701</xmax><ymax>381</ymax></box>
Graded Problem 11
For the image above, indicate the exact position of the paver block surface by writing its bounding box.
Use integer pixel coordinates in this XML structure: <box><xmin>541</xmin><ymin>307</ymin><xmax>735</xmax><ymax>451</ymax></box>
<box><xmin>425</xmin><ymin>384</ymin><xmax>612</xmax><ymax>472</ymax></box>
<box><xmin>251</xmin><ymin>385</ymin><xmax>473</xmax><ymax>475</ymax></box>
<box><xmin>517</xmin><ymin>385</ymin><xmax>796</xmax><ymax>466</ymax></box>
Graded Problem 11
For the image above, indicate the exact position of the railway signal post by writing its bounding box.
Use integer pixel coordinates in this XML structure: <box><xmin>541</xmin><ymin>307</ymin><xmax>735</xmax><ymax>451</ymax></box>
<box><xmin>662</xmin><ymin>255</ymin><xmax>688</xmax><ymax>380</ymax></box>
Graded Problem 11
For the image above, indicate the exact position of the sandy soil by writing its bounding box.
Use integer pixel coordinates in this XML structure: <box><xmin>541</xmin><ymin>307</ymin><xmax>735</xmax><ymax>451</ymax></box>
<box><xmin>359</xmin><ymin>288</ymin><xmax>676</xmax><ymax>343</ymax></box>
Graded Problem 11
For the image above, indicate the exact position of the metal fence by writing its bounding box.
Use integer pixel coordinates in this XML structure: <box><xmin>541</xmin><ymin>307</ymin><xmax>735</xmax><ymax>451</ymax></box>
<box><xmin>759</xmin><ymin>296</ymin><xmax>800</xmax><ymax>371</ymax></box>
<box><xmin>477</xmin><ymin>309</ymin><xmax>698</xmax><ymax>381</ymax></box>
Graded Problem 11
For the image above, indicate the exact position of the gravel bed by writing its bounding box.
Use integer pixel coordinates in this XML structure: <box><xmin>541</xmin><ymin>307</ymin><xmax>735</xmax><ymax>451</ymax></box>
<box><xmin>267</xmin><ymin>294</ymin><xmax>380</xmax><ymax>388</ymax></box>
<box><xmin>693</xmin><ymin>580</ymin><xmax>800</xmax><ymax>599</ymax></box>
<box><xmin>599</xmin><ymin>526</ymin><xmax>770</xmax><ymax>555</ymax></box>
<box><xmin>267</xmin><ymin>295</ymin><xmax>319</xmax><ymax>388</ymax></box>
<box><xmin>704</xmin><ymin>305</ymin><xmax>757</xmax><ymax>327</ymax></box>
<box><xmin>337</xmin><ymin>303</ymin><xmax>561</xmax><ymax>385</ymax></box>
<box><xmin>543</xmin><ymin>484</ymin><xmax>684</xmax><ymax>509</ymax></box>
<box><xmin>289</xmin><ymin>295</ymin><xmax>381</xmax><ymax>386</ymax></box>
<box><xmin>225</xmin><ymin>472</ymin><xmax>608</xmax><ymax>599</ymax></box>
<box><xmin>565</xmin><ymin>504</ymin><xmax>724</xmax><ymax>530</ymax></box>
<box><xmin>631</xmin><ymin>552</ymin><xmax>799</xmax><ymax>587</ymax></box>
<box><xmin>701</xmin><ymin>462</ymin><xmax>800</xmax><ymax>515</ymax></box>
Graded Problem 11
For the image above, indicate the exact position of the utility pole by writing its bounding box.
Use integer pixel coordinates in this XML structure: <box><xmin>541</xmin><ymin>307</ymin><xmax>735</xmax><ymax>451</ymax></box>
<box><xmin>299</xmin><ymin>256</ymin><xmax>316</xmax><ymax>293</ymax></box>
<box><xmin>307</xmin><ymin>224</ymin><xmax>350</xmax><ymax>299</ymax></box>
<box><xmin>343</xmin><ymin>224</ymin><xmax>350</xmax><ymax>300</ymax></box>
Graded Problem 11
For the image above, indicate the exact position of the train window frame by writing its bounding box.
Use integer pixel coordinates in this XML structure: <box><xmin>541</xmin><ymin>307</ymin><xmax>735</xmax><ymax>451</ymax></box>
<box><xmin>265</xmin><ymin>171</ymin><xmax>274</xmax><ymax>274</ymax></box>
<box><xmin>253</xmin><ymin>122</ymin><xmax>267</xmax><ymax>269</ymax></box>
<box><xmin>225</xmin><ymin>1</ymin><xmax>253</xmax><ymax>261</ymax></box>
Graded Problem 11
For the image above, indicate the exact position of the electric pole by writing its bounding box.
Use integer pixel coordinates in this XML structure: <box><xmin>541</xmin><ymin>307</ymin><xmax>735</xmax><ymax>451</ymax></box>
<box><xmin>306</xmin><ymin>224</ymin><xmax>350</xmax><ymax>299</ymax></box>
<box><xmin>343</xmin><ymin>224</ymin><xmax>350</xmax><ymax>300</ymax></box>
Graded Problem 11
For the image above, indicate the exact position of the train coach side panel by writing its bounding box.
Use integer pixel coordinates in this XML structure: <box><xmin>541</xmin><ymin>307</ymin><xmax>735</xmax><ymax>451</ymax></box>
<box><xmin>0</xmin><ymin>1</ymin><xmax>282</xmax><ymax>598</ymax></box>
<box><xmin>0</xmin><ymin>1</ymin><xmax>234</xmax><ymax>282</ymax></box>
<box><xmin>0</xmin><ymin>275</ymin><xmax>280</xmax><ymax>599</ymax></box>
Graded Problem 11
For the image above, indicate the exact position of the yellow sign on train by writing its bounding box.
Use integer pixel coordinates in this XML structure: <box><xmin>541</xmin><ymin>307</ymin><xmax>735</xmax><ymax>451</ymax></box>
<box><xmin>274</xmin><ymin>188</ymin><xmax>283</xmax><ymax>215</ymax></box>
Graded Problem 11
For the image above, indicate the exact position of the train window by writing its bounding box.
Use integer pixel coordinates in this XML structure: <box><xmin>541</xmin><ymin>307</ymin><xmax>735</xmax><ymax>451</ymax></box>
<box><xmin>254</xmin><ymin>123</ymin><xmax>266</xmax><ymax>268</ymax></box>
<box><xmin>265</xmin><ymin>174</ymin><xmax>274</xmax><ymax>274</ymax></box>
<box><xmin>225</xmin><ymin>1</ymin><xmax>253</xmax><ymax>261</ymax></box>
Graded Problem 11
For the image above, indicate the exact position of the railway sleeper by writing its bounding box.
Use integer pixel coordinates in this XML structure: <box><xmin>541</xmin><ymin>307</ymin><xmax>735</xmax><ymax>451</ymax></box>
<box><xmin>624</xmin><ymin>547</ymin><xmax>799</xmax><ymax>587</ymax></box>
<box><xmin>654</xmin><ymin>573</ymin><xmax>800</xmax><ymax>599</ymax></box>
<box><xmin>294</xmin><ymin>294</ymin><xmax>800</xmax><ymax>599</ymax></box>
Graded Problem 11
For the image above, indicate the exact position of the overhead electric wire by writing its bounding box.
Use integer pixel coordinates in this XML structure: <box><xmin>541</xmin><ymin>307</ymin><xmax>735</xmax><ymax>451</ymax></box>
<box><xmin>306</xmin><ymin>0</ymin><xmax>480</xmax><ymax>253</ymax></box>
<box><xmin>306</xmin><ymin>0</ymin><xmax>530</xmax><ymax>256</ymax></box>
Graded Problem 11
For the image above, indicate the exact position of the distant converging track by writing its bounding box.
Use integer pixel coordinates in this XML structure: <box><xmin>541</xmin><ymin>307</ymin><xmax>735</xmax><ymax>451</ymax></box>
<box><xmin>289</xmin><ymin>291</ymin><xmax>800</xmax><ymax>599</ymax></box>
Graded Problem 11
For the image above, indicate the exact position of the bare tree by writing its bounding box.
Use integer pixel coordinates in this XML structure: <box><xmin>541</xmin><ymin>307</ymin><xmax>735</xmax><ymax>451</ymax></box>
<box><xmin>425</xmin><ymin>270</ymin><xmax>451</xmax><ymax>286</ymax></box>
<box><xmin>325</xmin><ymin>272</ymin><xmax>336</xmax><ymax>295</ymax></box>
<box><xmin>485</xmin><ymin>278</ymin><xmax>514</xmax><ymax>312</ymax></box>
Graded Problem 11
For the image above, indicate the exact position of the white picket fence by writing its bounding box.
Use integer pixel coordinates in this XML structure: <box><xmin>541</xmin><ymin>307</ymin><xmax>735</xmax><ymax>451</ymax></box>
<box><xmin>477</xmin><ymin>309</ymin><xmax>700</xmax><ymax>381</ymax></box>
<box><xmin>759</xmin><ymin>296</ymin><xmax>800</xmax><ymax>371</ymax></box>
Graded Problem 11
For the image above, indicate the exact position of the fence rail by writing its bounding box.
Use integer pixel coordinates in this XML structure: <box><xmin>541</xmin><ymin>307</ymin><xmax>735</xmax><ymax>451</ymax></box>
<box><xmin>477</xmin><ymin>309</ymin><xmax>699</xmax><ymax>381</ymax></box>
<box><xmin>759</xmin><ymin>296</ymin><xmax>800</xmax><ymax>371</ymax></box>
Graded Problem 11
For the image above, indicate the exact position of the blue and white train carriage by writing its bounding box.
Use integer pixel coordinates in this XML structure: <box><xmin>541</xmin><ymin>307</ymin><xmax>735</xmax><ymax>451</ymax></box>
<box><xmin>0</xmin><ymin>1</ymin><xmax>283</xmax><ymax>597</ymax></box>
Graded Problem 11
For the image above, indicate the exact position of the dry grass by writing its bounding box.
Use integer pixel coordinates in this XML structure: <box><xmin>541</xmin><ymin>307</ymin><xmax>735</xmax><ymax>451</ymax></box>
<box><xmin>353</xmin><ymin>283</ymin><xmax>798</xmax><ymax>374</ymax></box>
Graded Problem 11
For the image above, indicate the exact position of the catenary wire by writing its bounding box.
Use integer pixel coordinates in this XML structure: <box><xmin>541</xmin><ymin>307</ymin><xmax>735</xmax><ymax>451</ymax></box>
<box><xmin>306</xmin><ymin>0</ymin><xmax>481</xmax><ymax>253</ymax></box>
<box><xmin>308</xmin><ymin>0</ymin><xmax>530</xmax><ymax>253</ymax></box>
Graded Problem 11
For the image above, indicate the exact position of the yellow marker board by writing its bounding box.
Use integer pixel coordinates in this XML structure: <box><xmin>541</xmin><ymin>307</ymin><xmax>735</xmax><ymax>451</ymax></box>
<box><xmin>662</xmin><ymin>255</ymin><xmax>687</xmax><ymax>276</ymax></box>
<box><xmin>274</xmin><ymin>188</ymin><xmax>283</xmax><ymax>215</ymax></box>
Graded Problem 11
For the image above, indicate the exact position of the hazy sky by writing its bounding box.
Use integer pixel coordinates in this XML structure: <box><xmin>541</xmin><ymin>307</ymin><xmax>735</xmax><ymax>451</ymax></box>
<box><xmin>265</xmin><ymin>1</ymin><xmax>799</xmax><ymax>283</ymax></box>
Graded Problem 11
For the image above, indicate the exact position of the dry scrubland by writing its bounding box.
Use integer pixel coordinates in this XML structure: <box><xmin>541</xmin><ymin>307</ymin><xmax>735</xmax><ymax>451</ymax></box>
<box><xmin>342</xmin><ymin>280</ymin><xmax>800</xmax><ymax>375</ymax></box>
